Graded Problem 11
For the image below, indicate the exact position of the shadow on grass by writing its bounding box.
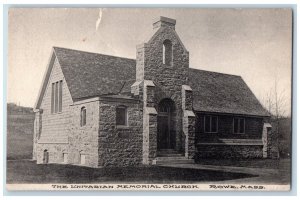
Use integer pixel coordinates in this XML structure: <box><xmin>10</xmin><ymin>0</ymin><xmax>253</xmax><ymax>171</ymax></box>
<box><xmin>7</xmin><ymin>160</ymin><xmax>257</xmax><ymax>184</ymax></box>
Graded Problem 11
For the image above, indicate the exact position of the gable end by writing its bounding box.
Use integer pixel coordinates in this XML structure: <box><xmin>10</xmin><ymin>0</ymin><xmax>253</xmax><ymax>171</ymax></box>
<box><xmin>34</xmin><ymin>50</ymin><xmax>56</xmax><ymax>110</ymax></box>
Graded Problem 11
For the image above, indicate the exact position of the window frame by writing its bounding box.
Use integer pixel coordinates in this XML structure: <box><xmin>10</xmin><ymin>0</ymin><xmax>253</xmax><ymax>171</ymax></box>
<box><xmin>63</xmin><ymin>153</ymin><xmax>68</xmax><ymax>163</ymax></box>
<box><xmin>80</xmin><ymin>154</ymin><xmax>86</xmax><ymax>165</ymax></box>
<box><xmin>162</xmin><ymin>39</ymin><xmax>173</xmax><ymax>66</ymax></box>
<box><xmin>116</xmin><ymin>105</ymin><xmax>128</xmax><ymax>127</ymax></box>
<box><xmin>51</xmin><ymin>80</ymin><xmax>63</xmax><ymax>114</ymax></box>
<box><xmin>51</xmin><ymin>83</ymin><xmax>55</xmax><ymax>113</ymax></box>
<box><xmin>233</xmin><ymin>117</ymin><xmax>246</xmax><ymax>134</ymax></box>
<box><xmin>58</xmin><ymin>80</ymin><xmax>63</xmax><ymax>112</ymax></box>
<box><xmin>80</xmin><ymin>107</ymin><xmax>87</xmax><ymax>127</ymax></box>
<box><xmin>204</xmin><ymin>115</ymin><xmax>218</xmax><ymax>133</ymax></box>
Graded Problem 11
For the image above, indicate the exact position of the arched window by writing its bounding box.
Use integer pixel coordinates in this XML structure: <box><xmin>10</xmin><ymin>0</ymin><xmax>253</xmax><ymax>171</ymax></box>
<box><xmin>116</xmin><ymin>106</ymin><xmax>127</xmax><ymax>126</ymax></box>
<box><xmin>163</xmin><ymin>39</ymin><xmax>173</xmax><ymax>66</ymax></box>
<box><xmin>80</xmin><ymin>107</ymin><xmax>86</xmax><ymax>127</ymax></box>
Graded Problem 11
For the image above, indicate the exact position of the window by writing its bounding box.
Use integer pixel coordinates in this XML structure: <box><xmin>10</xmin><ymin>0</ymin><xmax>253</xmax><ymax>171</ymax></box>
<box><xmin>163</xmin><ymin>39</ymin><xmax>172</xmax><ymax>66</ymax></box>
<box><xmin>233</xmin><ymin>118</ymin><xmax>245</xmax><ymax>134</ymax></box>
<box><xmin>80</xmin><ymin>107</ymin><xmax>86</xmax><ymax>127</ymax></box>
<box><xmin>80</xmin><ymin>154</ymin><xmax>86</xmax><ymax>165</ymax></box>
<box><xmin>43</xmin><ymin>150</ymin><xmax>49</xmax><ymax>164</ymax></box>
<box><xmin>63</xmin><ymin>153</ymin><xmax>68</xmax><ymax>163</ymax></box>
<box><xmin>51</xmin><ymin>80</ymin><xmax>63</xmax><ymax>113</ymax></box>
<box><xmin>204</xmin><ymin>116</ymin><xmax>218</xmax><ymax>133</ymax></box>
<box><xmin>116</xmin><ymin>106</ymin><xmax>127</xmax><ymax>126</ymax></box>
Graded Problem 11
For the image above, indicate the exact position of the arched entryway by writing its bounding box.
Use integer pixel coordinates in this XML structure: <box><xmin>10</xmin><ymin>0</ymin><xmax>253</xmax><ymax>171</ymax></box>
<box><xmin>157</xmin><ymin>98</ymin><xmax>176</xmax><ymax>150</ymax></box>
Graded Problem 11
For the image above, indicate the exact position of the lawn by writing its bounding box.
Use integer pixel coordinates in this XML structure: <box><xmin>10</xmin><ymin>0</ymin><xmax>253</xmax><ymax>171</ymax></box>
<box><xmin>7</xmin><ymin>114</ymin><xmax>34</xmax><ymax>160</ymax></box>
<box><xmin>195</xmin><ymin>158</ymin><xmax>291</xmax><ymax>185</ymax></box>
<box><xmin>6</xmin><ymin>160</ymin><xmax>257</xmax><ymax>184</ymax></box>
<box><xmin>196</xmin><ymin>158</ymin><xmax>286</xmax><ymax>169</ymax></box>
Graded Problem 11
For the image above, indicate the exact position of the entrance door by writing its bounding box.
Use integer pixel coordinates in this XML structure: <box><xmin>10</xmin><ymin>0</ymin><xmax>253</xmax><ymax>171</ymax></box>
<box><xmin>157</xmin><ymin>98</ymin><xmax>175</xmax><ymax>150</ymax></box>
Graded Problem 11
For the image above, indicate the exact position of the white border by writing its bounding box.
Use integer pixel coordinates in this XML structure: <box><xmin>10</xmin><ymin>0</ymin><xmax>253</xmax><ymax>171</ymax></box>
<box><xmin>1</xmin><ymin>0</ymin><xmax>298</xmax><ymax>199</ymax></box>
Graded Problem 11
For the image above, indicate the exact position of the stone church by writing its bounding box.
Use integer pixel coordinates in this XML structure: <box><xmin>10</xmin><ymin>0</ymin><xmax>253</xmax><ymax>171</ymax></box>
<box><xmin>33</xmin><ymin>16</ymin><xmax>277</xmax><ymax>168</ymax></box>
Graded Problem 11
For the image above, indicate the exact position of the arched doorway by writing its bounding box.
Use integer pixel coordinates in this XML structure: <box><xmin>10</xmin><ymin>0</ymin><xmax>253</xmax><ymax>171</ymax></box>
<box><xmin>157</xmin><ymin>98</ymin><xmax>176</xmax><ymax>150</ymax></box>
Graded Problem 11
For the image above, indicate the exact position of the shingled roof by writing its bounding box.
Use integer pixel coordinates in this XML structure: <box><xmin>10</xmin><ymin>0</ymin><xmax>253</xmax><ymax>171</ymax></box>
<box><xmin>189</xmin><ymin>68</ymin><xmax>269</xmax><ymax>116</ymax></box>
<box><xmin>54</xmin><ymin>47</ymin><xmax>136</xmax><ymax>100</ymax></box>
<box><xmin>36</xmin><ymin>47</ymin><xmax>269</xmax><ymax>117</ymax></box>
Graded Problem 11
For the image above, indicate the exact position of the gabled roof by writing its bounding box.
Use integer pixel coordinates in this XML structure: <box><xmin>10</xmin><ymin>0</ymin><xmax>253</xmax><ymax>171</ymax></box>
<box><xmin>54</xmin><ymin>47</ymin><xmax>136</xmax><ymax>100</ymax></box>
<box><xmin>189</xmin><ymin>69</ymin><xmax>269</xmax><ymax>116</ymax></box>
<box><xmin>35</xmin><ymin>47</ymin><xmax>269</xmax><ymax>117</ymax></box>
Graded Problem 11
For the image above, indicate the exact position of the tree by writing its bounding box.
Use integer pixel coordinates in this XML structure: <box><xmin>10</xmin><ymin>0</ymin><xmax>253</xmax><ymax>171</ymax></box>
<box><xmin>261</xmin><ymin>77</ymin><xmax>290</xmax><ymax>158</ymax></box>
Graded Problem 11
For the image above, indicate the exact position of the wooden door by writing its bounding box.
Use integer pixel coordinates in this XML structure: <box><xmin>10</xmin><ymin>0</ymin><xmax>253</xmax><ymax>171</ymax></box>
<box><xmin>157</xmin><ymin>98</ymin><xmax>176</xmax><ymax>150</ymax></box>
<box><xmin>157</xmin><ymin>115</ymin><xmax>170</xmax><ymax>149</ymax></box>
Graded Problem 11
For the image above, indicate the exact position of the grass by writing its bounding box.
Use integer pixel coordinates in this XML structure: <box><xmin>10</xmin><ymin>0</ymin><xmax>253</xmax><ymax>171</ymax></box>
<box><xmin>195</xmin><ymin>158</ymin><xmax>291</xmax><ymax>185</ymax></box>
<box><xmin>7</xmin><ymin>114</ymin><xmax>34</xmax><ymax>160</ymax></box>
<box><xmin>196</xmin><ymin>158</ymin><xmax>284</xmax><ymax>169</ymax></box>
<box><xmin>6</xmin><ymin>160</ymin><xmax>257</xmax><ymax>184</ymax></box>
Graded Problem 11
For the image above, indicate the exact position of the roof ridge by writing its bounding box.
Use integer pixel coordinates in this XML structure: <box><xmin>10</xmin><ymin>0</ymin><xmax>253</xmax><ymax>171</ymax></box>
<box><xmin>53</xmin><ymin>46</ymin><xmax>136</xmax><ymax>61</ymax></box>
<box><xmin>189</xmin><ymin>67</ymin><xmax>241</xmax><ymax>78</ymax></box>
<box><xmin>53</xmin><ymin>46</ymin><xmax>242</xmax><ymax>78</ymax></box>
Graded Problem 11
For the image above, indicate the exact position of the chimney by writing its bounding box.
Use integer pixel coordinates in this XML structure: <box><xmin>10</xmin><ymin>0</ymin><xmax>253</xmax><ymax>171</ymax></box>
<box><xmin>153</xmin><ymin>16</ymin><xmax>176</xmax><ymax>31</ymax></box>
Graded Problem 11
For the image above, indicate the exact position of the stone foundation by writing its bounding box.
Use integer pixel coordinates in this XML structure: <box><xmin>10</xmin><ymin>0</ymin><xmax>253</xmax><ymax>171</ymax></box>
<box><xmin>36</xmin><ymin>143</ymin><xmax>69</xmax><ymax>164</ymax></box>
<box><xmin>195</xmin><ymin>144</ymin><xmax>263</xmax><ymax>160</ymax></box>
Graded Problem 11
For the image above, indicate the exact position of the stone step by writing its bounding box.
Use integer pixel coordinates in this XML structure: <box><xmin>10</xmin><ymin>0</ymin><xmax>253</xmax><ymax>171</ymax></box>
<box><xmin>155</xmin><ymin>156</ymin><xmax>188</xmax><ymax>161</ymax></box>
<box><xmin>157</xmin><ymin>149</ymin><xmax>179</xmax><ymax>154</ymax></box>
<box><xmin>153</xmin><ymin>156</ymin><xmax>195</xmax><ymax>165</ymax></box>
<box><xmin>157</xmin><ymin>153</ymin><xmax>184</xmax><ymax>157</ymax></box>
<box><xmin>158</xmin><ymin>149</ymin><xmax>177</xmax><ymax>152</ymax></box>
<box><xmin>155</xmin><ymin>159</ymin><xmax>195</xmax><ymax>165</ymax></box>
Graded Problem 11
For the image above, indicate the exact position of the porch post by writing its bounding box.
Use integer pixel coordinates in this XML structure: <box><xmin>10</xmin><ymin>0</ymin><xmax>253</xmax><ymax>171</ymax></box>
<box><xmin>182</xmin><ymin>85</ymin><xmax>196</xmax><ymax>159</ymax></box>
<box><xmin>133</xmin><ymin>80</ymin><xmax>158</xmax><ymax>165</ymax></box>
<box><xmin>33</xmin><ymin>109</ymin><xmax>43</xmax><ymax>160</ymax></box>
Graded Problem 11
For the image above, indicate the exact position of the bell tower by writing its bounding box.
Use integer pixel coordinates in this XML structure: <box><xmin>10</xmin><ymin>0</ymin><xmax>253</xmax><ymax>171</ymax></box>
<box><xmin>131</xmin><ymin>16</ymin><xmax>195</xmax><ymax>165</ymax></box>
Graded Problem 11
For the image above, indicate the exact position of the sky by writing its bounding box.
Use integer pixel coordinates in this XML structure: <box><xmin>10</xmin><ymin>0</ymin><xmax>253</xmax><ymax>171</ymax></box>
<box><xmin>8</xmin><ymin>8</ymin><xmax>292</xmax><ymax>115</ymax></box>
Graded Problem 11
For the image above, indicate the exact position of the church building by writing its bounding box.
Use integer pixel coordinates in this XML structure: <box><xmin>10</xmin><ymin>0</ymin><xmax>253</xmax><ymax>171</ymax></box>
<box><xmin>33</xmin><ymin>16</ymin><xmax>277</xmax><ymax>168</ymax></box>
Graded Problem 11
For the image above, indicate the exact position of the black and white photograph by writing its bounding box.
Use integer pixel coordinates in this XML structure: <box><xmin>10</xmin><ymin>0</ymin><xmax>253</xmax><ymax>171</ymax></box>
<box><xmin>6</xmin><ymin>7</ymin><xmax>292</xmax><ymax>191</ymax></box>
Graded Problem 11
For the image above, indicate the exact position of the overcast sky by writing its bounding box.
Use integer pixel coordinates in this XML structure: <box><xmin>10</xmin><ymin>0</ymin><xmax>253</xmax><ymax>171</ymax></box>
<box><xmin>8</xmin><ymin>8</ymin><xmax>292</xmax><ymax>115</ymax></box>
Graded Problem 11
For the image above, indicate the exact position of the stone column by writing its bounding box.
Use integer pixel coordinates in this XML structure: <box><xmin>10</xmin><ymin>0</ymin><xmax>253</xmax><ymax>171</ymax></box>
<box><xmin>262</xmin><ymin>123</ymin><xmax>272</xmax><ymax>158</ymax></box>
<box><xmin>262</xmin><ymin>122</ymin><xmax>279</xmax><ymax>159</ymax></box>
<box><xmin>33</xmin><ymin>109</ymin><xmax>43</xmax><ymax>160</ymax></box>
<box><xmin>269</xmin><ymin>124</ymin><xmax>280</xmax><ymax>159</ymax></box>
<box><xmin>132</xmin><ymin>80</ymin><xmax>158</xmax><ymax>165</ymax></box>
<box><xmin>143</xmin><ymin>107</ymin><xmax>157</xmax><ymax>164</ymax></box>
<box><xmin>182</xmin><ymin>85</ymin><xmax>195</xmax><ymax>159</ymax></box>
<box><xmin>142</xmin><ymin>81</ymin><xmax>157</xmax><ymax>165</ymax></box>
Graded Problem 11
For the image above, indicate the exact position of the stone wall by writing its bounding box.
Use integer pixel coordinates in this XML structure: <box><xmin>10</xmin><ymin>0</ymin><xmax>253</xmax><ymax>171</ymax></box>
<box><xmin>268</xmin><ymin>130</ymin><xmax>279</xmax><ymax>159</ymax></box>
<box><xmin>68</xmin><ymin>99</ymin><xmax>100</xmax><ymax>168</ymax></box>
<box><xmin>182</xmin><ymin>85</ymin><xmax>195</xmax><ymax>158</ymax></box>
<box><xmin>36</xmin><ymin>143</ymin><xmax>69</xmax><ymax>164</ymax></box>
<box><xmin>195</xmin><ymin>144</ymin><xmax>263</xmax><ymax>160</ymax></box>
<box><xmin>147</xmin><ymin>111</ymin><xmax>158</xmax><ymax>163</ymax></box>
<box><xmin>262</xmin><ymin>120</ymin><xmax>279</xmax><ymax>159</ymax></box>
<box><xmin>146</xmin><ymin>25</ymin><xmax>189</xmax><ymax>123</ymax></box>
<box><xmin>98</xmin><ymin>98</ymin><xmax>143</xmax><ymax>167</ymax></box>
